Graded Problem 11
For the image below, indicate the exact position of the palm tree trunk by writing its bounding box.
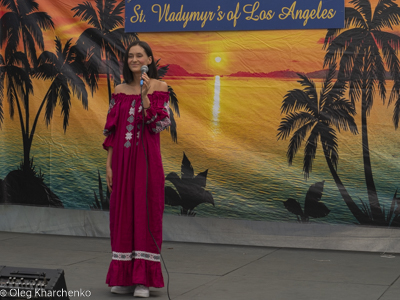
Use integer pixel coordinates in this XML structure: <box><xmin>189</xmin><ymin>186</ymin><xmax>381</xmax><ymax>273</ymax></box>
<box><xmin>11</xmin><ymin>84</ymin><xmax>29</xmax><ymax>170</ymax></box>
<box><xmin>23</xmin><ymin>43</ymin><xmax>31</xmax><ymax>169</ymax></box>
<box><xmin>106</xmin><ymin>54</ymin><xmax>112</xmax><ymax>103</ymax></box>
<box><xmin>361</xmin><ymin>79</ymin><xmax>384</xmax><ymax>223</ymax></box>
<box><xmin>323</xmin><ymin>145</ymin><xmax>370</xmax><ymax>224</ymax></box>
<box><xmin>23</xmin><ymin>91</ymin><xmax>31</xmax><ymax>168</ymax></box>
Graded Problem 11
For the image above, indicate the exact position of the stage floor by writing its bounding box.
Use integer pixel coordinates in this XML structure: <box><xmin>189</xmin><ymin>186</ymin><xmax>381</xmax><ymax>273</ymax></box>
<box><xmin>0</xmin><ymin>231</ymin><xmax>399</xmax><ymax>300</ymax></box>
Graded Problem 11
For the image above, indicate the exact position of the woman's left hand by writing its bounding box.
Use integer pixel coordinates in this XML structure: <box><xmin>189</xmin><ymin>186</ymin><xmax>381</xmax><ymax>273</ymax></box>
<box><xmin>141</xmin><ymin>73</ymin><xmax>151</xmax><ymax>97</ymax></box>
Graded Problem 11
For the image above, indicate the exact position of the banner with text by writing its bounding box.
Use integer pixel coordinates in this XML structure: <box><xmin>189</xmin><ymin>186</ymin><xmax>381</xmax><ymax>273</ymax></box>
<box><xmin>125</xmin><ymin>0</ymin><xmax>344</xmax><ymax>32</ymax></box>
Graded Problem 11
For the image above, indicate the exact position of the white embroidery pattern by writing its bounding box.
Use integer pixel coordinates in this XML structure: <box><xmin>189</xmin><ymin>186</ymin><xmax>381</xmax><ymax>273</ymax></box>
<box><xmin>133</xmin><ymin>251</ymin><xmax>161</xmax><ymax>262</ymax></box>
<box><xmin>124</xmin><ymin>100</ymin><xmax>136</xmax><ymax>148</ymax></box>
<box><xmin>112</xmin><ymin>251</ymin><xmax>160</xmax><ymax>262</ymax></box>
<box><xmin>112</xmin><ymin>251</ymin><xmax>132</xmax><ymax>261</ymax></box>
<box><xmin>152</xmin><ymin>102</ymin><xmax>171</xmax><ymax>133</ymax></box>
<box><xmin>107</xmin><ymin>98</ymin><xmax>115</xmax><ymax>114</ymax></box>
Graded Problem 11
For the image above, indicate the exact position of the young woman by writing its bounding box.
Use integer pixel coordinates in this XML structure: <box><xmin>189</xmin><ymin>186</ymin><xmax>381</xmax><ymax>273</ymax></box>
<box><xmin>103</xmin><ymin>40</ymin><xmax>170</xmax><ymax>298</ymax></box>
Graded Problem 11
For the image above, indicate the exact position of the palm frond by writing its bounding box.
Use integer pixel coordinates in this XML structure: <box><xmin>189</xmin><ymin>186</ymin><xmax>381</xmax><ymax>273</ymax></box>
<box><xmin>62</xmin><ymin>38</ymin><xmax>73</xmax><ymax>61</ymax></box>
<box><xmin>165</xmin><ymin>107</ymin><xmax>178</xmax><ymax>142</ymax></box>
<box><xmin>44</xmin><ymin>80</ymin><xmax>59</xmax><ymax>126</ymax></box>
<box><xmin>323</xmin><ymin>28</ymin><xmax>366</xmax><ymax>68</ymax></box>
<box><xmin>58</xmin><ymin>79</ymin><xmax>72</xmax><ymax>132</ymax></box>
<box><xmin>121</xmin><ymin>31</ymin><xmax>139</xmax><ymax>49</ymax></box>
<box><xmin>370</xmin><ymin>42</ymin><xmax>386</xmax><ymax>102</ymax></box>
<box><xmin>302</xmin><ymin>125</ymin><xmax>320</xmax><ymax>178</ymax></box>
<box><xmin>345</xmin><ymin>6</ymin><xmax>368</xmax><ymax>28</ymax></box>
<box><xmin>168</xmin><ymin>85</ymin><xmax>180</xmax><ymax>116</ymax></box>
<box><xmin>378</xmin><ymin>32</ymin><xmax>400</xmax><ymax>106</ymax></box>
<box><xmin>323</xmin><ymin>6</ymin><xmax>368</xmax><ymax>51</ymax></box>
<box><xmin>72</xmin><ymin>2</ymin><xmax>101</xmax><ymax>30</ymax></box>
<box><xmin>320</xmin><ymin>64</ymin><xmax>337</xmax><ymax>106</ymax></box>
<box><xmin>34</xmin><ymin>51</ymin><xmax>58</xmax><ymax>80</ymax></box>
<box><xmin>296</xmin><ymin>73</ymin><xmax>318</xmax><ymax>102</ymax></box>
<box><xmin>0</xmin><ymin>0</ymin><xmax>18</xmax><ymax>11</ymax></box>
<box><xmin>325</xmin><ymin>98</ymin><xmax>358</xmax><ymax>134</ymax></box>
<box><xmin>350</xmin><ymin>0</ymin><xmax>372</xmax><ymax>23</ymax></box>
<box><xmin>157</xmin><ymin>63</ymin><xmax>169</xmax><ymax>79</ymax></box>
<box><xmin>320</xmin><ymin>126</ymin><xmax>339</xmax><ymax>170</ymax></box>
<box><xmin>0</xmin><ymin>12</ymin><xmax>18</xmax><ymax>49</ymax></box>
<box><xmin>277</xmin><ymin>111</ymin><xmax>316</xmax><ymax>141</ymax></box>
<box><xmin>107</xmin><ymin>50</ymin><xmax>122</xmax><ymax>86</ymax></box>
<box><xmin>107</xmin><ymin>0</ymin><xmax>124</xmax><ymax>29</ymax></box>
<box><xmin>372</xmin><ymin>0</ymin><xmax>400</xmax><ymax>30</ymax></box>
<box><xmin>286</xmin><ymin>119</ymin><xmax>315</xmax><ymax>165</ymax></box>
<box><xmin>16</xmin><ymin>0</ymin><xmax>39</xmax><ymax>13</ymax></box>
<box><xmin>280</xmin><ymin>88</ymin><xmax>315</xmax><ymax>115</ymax></box>
<box><xmin>24</xmin><ymin>21</ymin><xmax>43</xmax><ymax>49</ymax></box>
<box><xmin>8</xmin><ymin>63</ymin><xmax>33</xmax><ymax>96</ymax></box>
<box><xmin>112</xmin><ymin>0</ymin><xmax>125</xmax><ymax>17</ymax></box>
<box><xmin>348</xmin><ymin>47</ymin><xmax>364</xmax><ymax>104</ymax></box>
<box><xmin>0</xmin><ymin>62</ymin><xmax>4</xmax><ymax>126</ymax></box>
<box><xmin>393</xmin><ymin>94</ymin><xmax>400</xmax><ymax>128</ymax></box>
<box><xmin>106</xmin><ymin>29</ymin><xmax>126</xmax><ymax>60</ymax></box>
<box><xmin>67</xmin><ymin>73</ymin><xmax>88</xmax><ymax>109</ymax></box>
<box><xmin>30</xmin><ymin>11</ymin><xmax>54</xmax><ymax>31</ymax></box>
<box><xmin>22</xmin><ymin>27</ymin><xmax>38</xmax><ymax>67</ymax></box>
<box><xmin>70</xmin><ymin>43</ymin><xmax>100</xmax><ymax>95</ymax></box>
<box><xmin>6</xmin><ymin>77</ymin><xmax>16</xmax><ymax>119</ymax></box>
<box><xmin>6</xmin><ymin>64</ymin><xmax>30</xmax><ymax>104</ymax></box>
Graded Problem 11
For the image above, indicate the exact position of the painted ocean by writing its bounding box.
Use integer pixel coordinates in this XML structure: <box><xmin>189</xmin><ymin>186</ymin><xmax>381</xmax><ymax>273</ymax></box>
<box><xmin>1</xmin><ymin>77</ymin><xmax>399</xmax><ymax>225</ymax></box>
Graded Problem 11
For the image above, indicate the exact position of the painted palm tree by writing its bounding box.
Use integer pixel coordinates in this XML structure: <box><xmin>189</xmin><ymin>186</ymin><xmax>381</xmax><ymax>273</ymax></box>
<box><xmin>0</xmin><ymin>0</ymin><xmax>54</xmax><ymax>169</ymax></box>
<box><xmin>323</xmin><ymin>0</ymin><xmax>400</xmax><ymax>223</ymax></box>
<box><xmin>0</xmin><ymin>50</ymin><xmax>32</xmax><ymax>133</ymax></box>
<box><xmin>0</xmin><ymin>0</ymin><xmax>54</xmax><ymax>64</ymax></box>
<box><xmin>72</xmin><ymin>0</ymin><xmax>138</xmax><ymax>102</ymax></box>
<box><xmin>33</xmin><ymin>37</ymin><xmax>88</xmax><ymax>137</ymax></box>
<box><xmin>277</xmin><ymin>66</ymin><xmax>371</xmax><ymax>224</ymax></box>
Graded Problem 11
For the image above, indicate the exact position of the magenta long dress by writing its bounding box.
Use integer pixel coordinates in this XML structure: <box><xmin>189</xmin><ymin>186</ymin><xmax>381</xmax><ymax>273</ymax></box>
<box><xmin>102</xmin><ymin>91</ymin><xmax>170</xmax><ymax>288</ymax></box>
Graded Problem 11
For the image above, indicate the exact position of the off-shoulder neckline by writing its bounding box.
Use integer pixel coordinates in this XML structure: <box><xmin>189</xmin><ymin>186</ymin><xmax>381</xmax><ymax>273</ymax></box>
<box><xmin>112</xmin><ymin>91</ymin><xmax>169</xmax><ymax>96</ymax></box>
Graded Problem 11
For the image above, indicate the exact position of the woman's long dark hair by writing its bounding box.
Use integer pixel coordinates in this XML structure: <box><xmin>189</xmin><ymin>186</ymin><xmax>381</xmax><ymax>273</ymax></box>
<box><xmin>123</xmin><ymin>41</ymin><xmax>158</xmax><ymax>84</ymax></box>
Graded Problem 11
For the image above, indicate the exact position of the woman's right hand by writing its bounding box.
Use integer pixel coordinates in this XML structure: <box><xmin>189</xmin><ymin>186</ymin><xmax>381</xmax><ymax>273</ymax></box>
<box><xmin>106</xmin><ymin>167</ymin><xmax>113</xmax><ymax>193</ymax></box>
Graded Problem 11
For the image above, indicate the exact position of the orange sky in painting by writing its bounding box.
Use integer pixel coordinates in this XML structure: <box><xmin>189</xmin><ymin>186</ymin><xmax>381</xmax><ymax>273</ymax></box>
<box><xmin>1</xmin><ymin>0</ymin><xmax>397</xmax><ymax>75</ymax></box>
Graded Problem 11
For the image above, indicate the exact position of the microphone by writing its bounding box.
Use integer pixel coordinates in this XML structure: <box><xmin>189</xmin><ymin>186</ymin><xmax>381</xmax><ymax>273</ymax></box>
<box><xmin>140</xmin><ymin>65</ymin><xmax>148</xmax><ymax>86</ymax></box>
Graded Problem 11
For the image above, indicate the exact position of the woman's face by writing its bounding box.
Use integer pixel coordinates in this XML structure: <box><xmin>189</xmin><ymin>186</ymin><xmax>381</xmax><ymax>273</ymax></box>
<box><xmin>127</xmin><ymin>45</ymin><xmax>152</xmax><ymax>74</ymax></box>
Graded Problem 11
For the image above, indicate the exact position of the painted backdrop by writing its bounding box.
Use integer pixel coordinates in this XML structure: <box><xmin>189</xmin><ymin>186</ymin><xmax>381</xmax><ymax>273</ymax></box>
<box><xmin>1</xmin><ymin>0</ymin><xmax>400</xmax><ymax>228</ymax></box>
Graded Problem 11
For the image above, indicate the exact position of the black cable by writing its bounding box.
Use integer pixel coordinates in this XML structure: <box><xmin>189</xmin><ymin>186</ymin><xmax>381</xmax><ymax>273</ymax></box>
<box><xmin>140</xmin><ymin>83</ymin><xmax>171</xmax><ymax>300</ymax></box>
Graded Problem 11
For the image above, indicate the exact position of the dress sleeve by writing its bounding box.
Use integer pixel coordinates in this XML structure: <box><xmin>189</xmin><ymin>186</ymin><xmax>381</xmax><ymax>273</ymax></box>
<box><xmin>144</xmin><ymin>91</ymin><xmax>171</xmax><ymax>134</ymax></box>
<box><xmin>102</xmin><ymin>96</ymin><xmax>120</xmax><ymax>150</ymax></box>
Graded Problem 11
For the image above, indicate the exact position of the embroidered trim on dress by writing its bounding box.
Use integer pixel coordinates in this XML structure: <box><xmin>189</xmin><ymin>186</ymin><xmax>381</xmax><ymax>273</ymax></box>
<box><xmin>112</xmin><ymin>251</ymin><xmax>132</xmax><ymax>261</ymax></box>
<box><xmin>152</xmin><ymin>117</ymin><xmax>171</xmax><ymax>133</ymax></box>
<box><xmin>103</xmin><ymin>129</ymin><xmax>111</xmax><ymax>136</ymax></box>
<box><xmin>124</xmin><ymin>100</ymin><xmax>136</xmax><ymax>148</ymax></box>
<box><xmin>146</xmin><ymin>114</ymin><xmax>157</xmax><ymax>124</ymax></box>
<box><xmin>112</xmin><ymin>251</ymin><xmax>160</xmax><ymax>262</ymax></box>
<box><xmin>108</xmin><ymin>98</ymin><xmax>116</xmax><ymax>114</ymax></box>
<box><xmin>133</xmin><ymin>251</ymin><xmax>161</xmax><ymax>262</ymax></box>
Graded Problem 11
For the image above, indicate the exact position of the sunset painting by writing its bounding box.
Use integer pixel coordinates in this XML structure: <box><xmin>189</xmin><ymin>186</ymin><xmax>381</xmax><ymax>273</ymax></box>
<box><xmin>1</xmin><ymin>0</ymin><xmax>400</xmax><ymax>227</ymax></box>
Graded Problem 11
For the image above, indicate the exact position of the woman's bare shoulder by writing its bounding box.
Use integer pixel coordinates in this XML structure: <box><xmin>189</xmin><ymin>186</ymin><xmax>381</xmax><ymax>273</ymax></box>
<box><xmin>151</xmin><ymin>79</ymin><xmax>168</xmax><ymax>92</ymax></box>
<box><xmin>114</xmin><ymin>83</ymin><xmax>129</xmax><ymax>94</ymax></box>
